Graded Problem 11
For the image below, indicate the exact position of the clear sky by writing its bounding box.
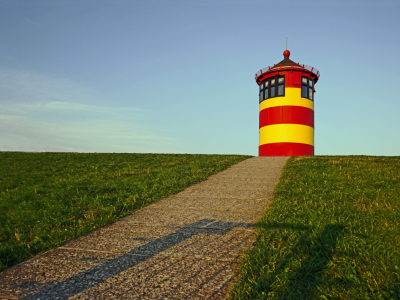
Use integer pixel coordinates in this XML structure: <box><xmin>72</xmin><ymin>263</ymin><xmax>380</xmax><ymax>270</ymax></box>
<box><xmin>1</xmin><ymin>0</ymin><xmax>399</xmax><ymax>156</ymax></box>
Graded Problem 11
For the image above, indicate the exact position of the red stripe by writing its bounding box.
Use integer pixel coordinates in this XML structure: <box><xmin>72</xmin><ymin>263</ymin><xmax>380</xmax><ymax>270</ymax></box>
<box><xmin>256</xmin><ymin>70</ymin><xmax>317</xmax><ymax>87</ymax></box>
<box><xmin>284</xmin><ymin>71</ymin><xmax>315</xmax><ymax>88</ymax></box>
<box><xmin>259</xmin><ymin>106</ymin><xmax>314</xmax><ymax>128</ymax></box>
<box><xmin>259</xmin><ymin>143</ymin><xmax>314</xmax><ymax>156</ymax></box>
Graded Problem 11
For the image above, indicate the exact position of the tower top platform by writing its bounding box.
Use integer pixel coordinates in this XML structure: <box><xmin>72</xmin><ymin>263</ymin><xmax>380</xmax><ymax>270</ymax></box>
<box><xmin>255</xmin><ymin>50</ymin><xmax>320</xmax><ymax>85</ymax></box>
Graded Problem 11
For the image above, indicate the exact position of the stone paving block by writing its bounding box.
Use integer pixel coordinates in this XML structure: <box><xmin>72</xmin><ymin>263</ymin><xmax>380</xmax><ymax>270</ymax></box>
<box><xmin>131</xmin><ymin>260</ymin><xmax>231</xmax><ymax>300</ymax></box>
<box><xmin>226</xmin><ymin>166</ymin><xmax>285</xmax><ymax>173</ymax></box>
<box><xmin>181</xmin><ymin>180</ymin><xmax>271</xmax><ymax>192</ymax></box>
<box><xmin>231</xmin><ymin>156</ymin><xmax>288</xmax><ymax>166</ymax></box>
<box><xmin>159</xmin><ymin>229</ymin><xmax>254</xmax><ymax>259</ymax></box>
<box><xmin>185</xmin><ymin>267</ymin><xmax>235</xmax><ymax>300</ymax></box>
<box><xmin>62</xmin><ymin>223</ymin><xmax>177</xmax><ymax>254</ymax></box>
<box><xmin>62</xmin><ymin>224</ymin><xmax>253</xmax><ymax>260</ymax></box>
<box><xmin>217</xmin><ymin>159</ymin><xmax>283</xmax><ymax>166</ymax></box>
<box><xmin>210</xmin><ymin>169</ymin><xmax>283</xmax><ymax>181</ymax></box>
<box><xmin>119</xmin><ymin>207</ymin><xmax>258</xmax><ymax>228</ymax></box>
<box><xmin>153</xmin><ymin>196</ymin><xmax>271</xmax><ymax>212</ymax></box>
<box><xmin>69</xmin><ymin>254</ymin><xmax>237</xmax><ymax>300</ymax></box>
<box><xmin>204</xmin><ymin>175</ymin><xmax>275</xmax><ymax>184</ymax></box>
<box><xmin>231</xmin><ymin>164</ymin><xmax>285</xmax><ymax>170</ymax></box>
<box><xmin>177</xmin><ymin>185</ymin><xmax>274</xmax><ymax>199</ymax></box>
<box><xmin>0</xmin><ymin>248</ymin><xmax>119</xmax><ymax>299</ymax></box>
<box><xmin>216</xmin><ymin>165</ymin><xmax>283</xmax><ymax>172</ymax></box>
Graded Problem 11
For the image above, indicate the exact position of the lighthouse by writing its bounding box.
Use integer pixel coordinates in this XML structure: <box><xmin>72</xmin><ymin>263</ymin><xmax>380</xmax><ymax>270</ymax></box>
<box><xmin>255</xmin><ymin>50</ymin><xmax>320</xmax><ymax>156</ymax></box>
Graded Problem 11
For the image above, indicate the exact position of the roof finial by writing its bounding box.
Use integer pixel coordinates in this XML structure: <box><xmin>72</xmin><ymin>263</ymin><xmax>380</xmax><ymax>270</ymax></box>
<box><xmin>283</xmin><ymin>38</ymin><xmax>290</xmax><ymax>57</ymax></box>
<box><xmin>283</xmin><ymin>42</ymin><xmax>290</xmax><ymax>58</ymax></box>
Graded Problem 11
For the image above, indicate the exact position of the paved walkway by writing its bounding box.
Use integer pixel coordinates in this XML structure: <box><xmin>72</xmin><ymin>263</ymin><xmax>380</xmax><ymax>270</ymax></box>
<box><xmin>0</xmin><ymin>157</ymin><xmax>289</xmax><ymax>300</ymax></box>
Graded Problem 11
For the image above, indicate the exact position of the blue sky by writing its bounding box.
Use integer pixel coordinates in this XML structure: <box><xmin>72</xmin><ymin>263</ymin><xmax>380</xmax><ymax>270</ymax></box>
<box><xmin>1</xmin><ymin>0</ymin><xmax>399</xmax><ymax>155</ymax></box>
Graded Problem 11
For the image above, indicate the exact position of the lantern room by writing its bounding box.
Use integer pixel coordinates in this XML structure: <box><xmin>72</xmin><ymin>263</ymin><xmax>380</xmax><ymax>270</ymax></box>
<box><xmin>255</xmin><ymin>50</ymin><xmax>320</xmax><ymax>156</ymax></box>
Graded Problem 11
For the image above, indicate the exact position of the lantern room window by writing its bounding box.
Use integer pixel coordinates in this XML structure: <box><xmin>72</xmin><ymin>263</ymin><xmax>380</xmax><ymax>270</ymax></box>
<box><xmin>271</xmin><ymin>79</ymin><xmax>276</xmax><ymax>97</ymax></box>
<box><xmin>259</xmin><ymin>75</ymin><xmax>285</xmax><ymax>103</ymax></box>
<box><xmin>301</xmin><ymin>77</ymin><xmax>314</xmax><ymax>100</ymax></box>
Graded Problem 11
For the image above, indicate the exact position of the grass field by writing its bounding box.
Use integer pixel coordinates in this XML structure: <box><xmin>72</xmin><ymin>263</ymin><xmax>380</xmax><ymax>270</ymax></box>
<box><xmin>0</xmin><ymin>152</ymin><xmax>249</xmax><ymax>272</ymax></box>
<box><xmin>230</xmin><ymin>156</ymin><xmax>400</xmax><ymax>300</ymax></box>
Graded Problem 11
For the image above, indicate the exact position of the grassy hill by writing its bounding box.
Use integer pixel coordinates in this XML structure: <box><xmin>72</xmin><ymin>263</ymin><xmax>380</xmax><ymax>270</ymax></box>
<box><xmin>0</xmin><ymin>152</ymin><xmax>249</xmax><ymax>271</ymax></box>
<box><xmin>230</xmin><ymin>156</ymin><xmax>400</xmax><ymax>300</ymax></box>
<box><xmin>2</xmin><ymin>153</ymin><xmax>399</xmax><ymax>299</ymax></box>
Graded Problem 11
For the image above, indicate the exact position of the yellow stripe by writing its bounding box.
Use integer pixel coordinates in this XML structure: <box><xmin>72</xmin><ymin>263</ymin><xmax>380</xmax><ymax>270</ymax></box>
<box><xmin>259</xmin><ymin>124</ymin><xmax>314</xmax><ymax>146</ymax></box>
<box><xmin>259</xmin><ymin>87</ymin><xmax>314</xmax><ymax>111</ymax></box>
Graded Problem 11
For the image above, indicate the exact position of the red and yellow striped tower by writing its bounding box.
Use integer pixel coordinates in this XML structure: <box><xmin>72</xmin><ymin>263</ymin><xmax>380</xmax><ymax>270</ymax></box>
<box><xmin>255</xmin><ymin>50</ymin><xmax>320</xmax><ymax>156</ymax></box>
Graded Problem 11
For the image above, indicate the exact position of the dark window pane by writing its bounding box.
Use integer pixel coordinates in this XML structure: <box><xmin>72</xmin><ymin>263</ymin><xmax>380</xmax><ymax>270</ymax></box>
<box><xmin>259</xmin><ymin>92</ymin><xmax>263</xmax><ymax>103</ymax></box>
<box><xmin>309</xmin><ymin>80</ymin><xmax>313</xmax><ymax>87</ymax></box>
<box><xmin>278</xmin><ymin>85</ymin><xmax>284</xmax><ymax>96</ymax></box>
<box><xmin>260</xmin><ymin>83</ymin><xmax>264</xmax><ymax>90</ymax></box>
<box><xmin>278</xmin><ymin>77</ymin><xmax>284</xmax><ymax>84</ymax></box>
<box><xmin>309</xmin><ymin>88</ymin><xmax>313</xmax><ymax>100</ymax></box>
<box><xmin>271</xmin><ymin>86</ymin><xmax>275</xmax><ymax>97</ymax></box>
<box><xmin>265</xmin><ymin>88</ymin><xmax>269</xmax><ymax>100</ymax></box>
<box><xmin>302</xmin><ymin>86</ymin><xmax>307</xmax><ymax>98</ymax></box>
<box><xmin>302</xmin><ymin>77</ymin><xmax>308</xmax><ymax>84</ymax></box>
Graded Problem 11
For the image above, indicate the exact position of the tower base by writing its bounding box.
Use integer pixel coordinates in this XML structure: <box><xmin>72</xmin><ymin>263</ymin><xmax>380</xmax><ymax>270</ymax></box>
<box><xmin>259</xmin><ymin>142</ymin><xmax>314</xmax><ymax>156</ymax></box>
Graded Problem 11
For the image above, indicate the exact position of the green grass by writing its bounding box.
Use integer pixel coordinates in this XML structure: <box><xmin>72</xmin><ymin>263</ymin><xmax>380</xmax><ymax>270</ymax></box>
<box><xmin>230</xmin><ymin>156</ymin><xmax>400</xmax><ymax>300</ymax></box>
<box><xmin>0</xmin><ymin>152</ymin><xmax>250</xmax><ymax>272</ymax></box>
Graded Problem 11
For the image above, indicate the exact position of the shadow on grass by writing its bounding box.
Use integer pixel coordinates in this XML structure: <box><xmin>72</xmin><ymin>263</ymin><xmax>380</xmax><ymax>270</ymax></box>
<box><xmin>256</xmin><ymin>222</ymin><xmax>345</xmax><ymax>299</ymax></box>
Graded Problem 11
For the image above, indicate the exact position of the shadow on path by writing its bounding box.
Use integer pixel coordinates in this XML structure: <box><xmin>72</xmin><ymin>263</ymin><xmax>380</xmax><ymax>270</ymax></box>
<box><xmin>21</xmin><ymin>219</ymin><xmax>252</xmax><ymax>300</ymax></box>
